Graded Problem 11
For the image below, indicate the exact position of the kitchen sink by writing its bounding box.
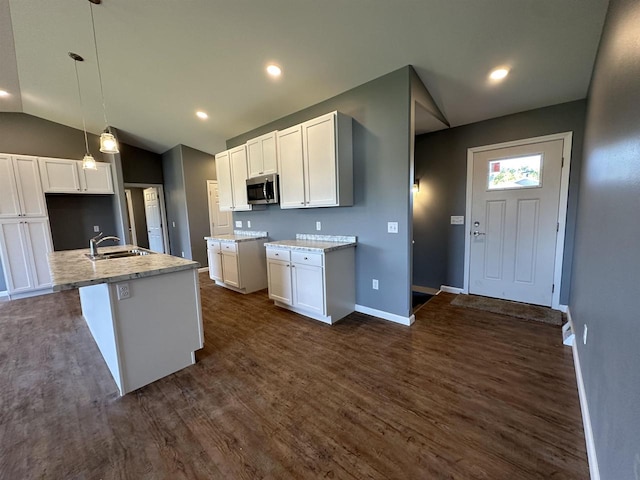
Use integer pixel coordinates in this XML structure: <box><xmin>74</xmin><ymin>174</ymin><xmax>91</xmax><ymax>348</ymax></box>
<box><xmin>86</xmin><ymin>249</ymin><xmax>154</xmax><ymax>261</ymax></box>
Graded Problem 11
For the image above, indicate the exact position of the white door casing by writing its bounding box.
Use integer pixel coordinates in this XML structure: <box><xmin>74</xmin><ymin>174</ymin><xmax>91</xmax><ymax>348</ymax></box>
<box><xmin>464</xmin><ymin>133</ymin><xmax>573</xmax><ymax>309</ymax></box>
<box><xmin>143</xmin><ymin>187</ymin><xmax>165</xmax><ymax>253</ymax></box>
<box><xmin>124</xmin><ymin>190</ymin><xmax>138</xmax><ymax>246</ymax></box>
<box><xmin>207</xmin><ymin>180</ymin><xmax>233</xmax><ymax>236</ymax></box>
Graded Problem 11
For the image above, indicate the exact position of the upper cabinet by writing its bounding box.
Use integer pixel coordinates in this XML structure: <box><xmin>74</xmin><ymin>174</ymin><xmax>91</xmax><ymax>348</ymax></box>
<box><xmin>277</xmin><ymin>111</ymin><xmax>353</xmax><ymax>209</ymax></box>
<box><xmin>246</xmin><ymin>131</ymin><xmax>278</xmax><ymax>178</ymax></box>
<box><xmin>39</xmin><ymin>157</ymin><xmax>113</xmax><ymax>194</ymax></box>
<box><xmin>215</xmin><ymin>146</ymin><xmax>252</xmax><ymax>212</ymax></box>
<box><xmin>0</xmin><ymin>155</ymin><xmax>47</xmax><ymax>218</ymax></box>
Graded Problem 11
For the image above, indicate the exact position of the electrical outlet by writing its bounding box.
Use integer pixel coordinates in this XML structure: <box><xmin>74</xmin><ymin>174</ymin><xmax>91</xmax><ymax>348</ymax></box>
<box><xmin>583</xmin><ymin>325</ymin><xmax>588</xmax><ymax>345</ymax></box>
<box><xmin>316</xmin><ymin>221</ymin><xmax>322</xmax><ymax>231</ymax></box>
<box><xmin>387</xmin><ymin>222</ymin><xmax>398</xmax><ymax>234</ymax></box>
<box><xmin>451</xmin><ymin>216</ymin><xmax>464</xmax><ymax>225</ymax></box>
<box><xmin>235</xmin><ymin>221</ymin><xmax>242</xmax><ymax>228</ymax></box>
<box><xmin>181</xmin><ymin>251</ymin><xmax>185</xmax><ymax>258</ymax></box>
<box><xmin>172</xmin><ymin>221</ymin><xmax>176</xmax><ymax>228</ymax></box>
<box><xmin>116</xmin><ymin>283</ymin><xmax>130</xmax><ymax>300</ymax></box>
<box><xmin>93</xmin><ymin>225</ymin><xmax>100</xmax><ymax>232</ymax></box>
<box><xmin>247</xmin><ymin>220</ymin><xmax>251</xmax><ymax>228</ymax></box>
<box><xmin>372</xmin><ymin>279</ymin><xmax>379</xmax><ymax>290</ymax></box>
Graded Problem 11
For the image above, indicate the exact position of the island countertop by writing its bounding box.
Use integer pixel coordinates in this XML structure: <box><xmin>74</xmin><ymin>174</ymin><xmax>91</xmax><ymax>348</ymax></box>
<box><xmin>49</xmin><ymin>245</ymin><xmax>200</xmax><ymax>291</ymax></box>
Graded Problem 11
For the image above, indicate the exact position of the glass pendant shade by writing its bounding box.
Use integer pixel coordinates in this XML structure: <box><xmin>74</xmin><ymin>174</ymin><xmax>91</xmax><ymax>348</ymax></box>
<box><xmin>99</xmin><ymin>132</ymin><xmax>119</xmax><ymax>154</ymax></box>
<box><xmin>82</xmin><ymin>154</ymin><xmax>97</xmax><ymax>170</ymax></box>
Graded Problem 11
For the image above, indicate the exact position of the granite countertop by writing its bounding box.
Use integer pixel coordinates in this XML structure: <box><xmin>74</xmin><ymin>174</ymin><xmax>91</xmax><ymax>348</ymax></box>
<box><xmin>49</xmin><ymin>245</ymin><xmax>200</xmax><ymax>291</ymax></box>
<box><xmin>205</xmin><ymin>230</ymin><xmax>268</xmax><ymax>243</ymax></box>
<box><xmin>265</xmin><ymin>234</ymin><xmax>357</xmax><ymax>253</ymax></box>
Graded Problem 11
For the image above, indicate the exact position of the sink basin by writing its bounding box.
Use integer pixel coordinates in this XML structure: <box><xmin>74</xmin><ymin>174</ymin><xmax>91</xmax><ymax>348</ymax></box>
<box><xmin>86</xmin><ymin>249</ymin><xmax>154</xmax><ymax>261</ymax></box>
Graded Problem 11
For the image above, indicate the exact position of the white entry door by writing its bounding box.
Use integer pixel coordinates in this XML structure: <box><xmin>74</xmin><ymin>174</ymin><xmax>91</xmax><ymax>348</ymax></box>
<box><xmin>207</xmin><ymin>180</ymin><xmax>233</xmax><ymax>236</ymax></box>
<box><xmin>143</xmin><ymin>187</ymin><xmax>165</xmax><ymax>253</ymax></box>
<box><xmin>468</xmin><ymin>138</ymin><xmax>564</xmax><ymax>306</ymax></box>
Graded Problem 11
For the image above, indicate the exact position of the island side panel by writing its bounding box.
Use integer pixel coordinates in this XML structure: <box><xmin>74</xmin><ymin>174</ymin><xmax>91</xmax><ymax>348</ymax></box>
<box><xmin>79</xmin><ymin>283</ymin><xmax>124</xmax><ymax>394</ymax></box>
<box><xmin>111</xmin><ymin>267</ymin><xmax>203</xmax><ymax>394</ymax></box>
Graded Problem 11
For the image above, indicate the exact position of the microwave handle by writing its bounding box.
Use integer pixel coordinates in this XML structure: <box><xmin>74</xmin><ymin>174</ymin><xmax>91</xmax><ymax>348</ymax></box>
<box><xmin>263</xmin><ymin>182</ymin><xmax>268</xmax><ymax>200</ymax></box>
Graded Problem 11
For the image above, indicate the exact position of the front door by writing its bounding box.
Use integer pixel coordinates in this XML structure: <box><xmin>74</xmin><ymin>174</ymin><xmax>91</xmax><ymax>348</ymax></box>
<box><xmin>207</xmin><ymin>180</ymin><xmax>233</xmax><ymax>236</ymax></box>
<box><xmin>143</xmin><ymin>187</ymin><xmax>165</xmax><ymax>253</ymax></box>
<box><xmin>469</xmin><ymin>138</ymin><xmax>564</xmax><ymax>306</ymax></box>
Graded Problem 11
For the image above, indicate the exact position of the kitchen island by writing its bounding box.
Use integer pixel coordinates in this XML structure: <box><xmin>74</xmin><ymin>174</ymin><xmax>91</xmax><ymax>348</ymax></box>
<box><xmin>49</xmin><ymin>245</ymin><xmax>203</xmax><ymax>396</ymax></box>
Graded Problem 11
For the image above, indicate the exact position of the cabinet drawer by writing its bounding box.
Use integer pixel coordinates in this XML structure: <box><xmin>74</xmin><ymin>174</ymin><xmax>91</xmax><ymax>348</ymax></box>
<box><xmin>207</xmin><ymin>239</ymin><xmax>221</xmax><ymax>250</ymax></box>
<box><xmin>220</xmin><ymin>242</ymin><xmax>237</xmax><ymax>253</ymax></box>
<box><xmin>267</xmin><ymin>248</ymin><xmax>290</xmax><ymax>261</ymax></box>
<box><xmin>291</xmin><ymin>251</ymin><xmax>323</xmax><ymax>267</ymax></box>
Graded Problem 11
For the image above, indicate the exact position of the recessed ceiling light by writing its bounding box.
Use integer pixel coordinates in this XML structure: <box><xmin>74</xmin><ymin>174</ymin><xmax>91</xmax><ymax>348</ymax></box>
<box><xmin>489</xmin><ymin>68</ymin><xmax>510</xmax><ymax>81</ymax></box>
<box><xmin>196</xmin><ymin>111</ymin><xmax>208</xmax><ymax>120</ymax></box>
<box><xmin>0</xmin><ymin>90</ymin><xmax>9</xmax><ymax>97</ymax></box>
<box><xmin>266</xmin><ymin>64</ymin><xmax>282</xmax><ymax>77</ymax></box>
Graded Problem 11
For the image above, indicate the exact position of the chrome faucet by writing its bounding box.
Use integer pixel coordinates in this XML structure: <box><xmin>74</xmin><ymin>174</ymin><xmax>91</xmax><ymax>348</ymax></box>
<box><xmin>89</xmin><ymin>232</ymin><xmax>121</xmax><ymax>257</ymax></box>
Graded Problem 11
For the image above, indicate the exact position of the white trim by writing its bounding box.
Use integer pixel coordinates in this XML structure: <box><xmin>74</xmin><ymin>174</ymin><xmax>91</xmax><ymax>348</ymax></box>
<box><xmin>124</xmin><ymin>189</ymin><xmax>138</xmax><ymax>246</ymax></box>
<box><xmin>198</xmin><ymin>267</ymin><xmax>209</xmax><ymax>273</ymax></box>
<box><xmin>5</xmin><ymin>288</ymin><xmax>53</xmax><ymax>300</ymax></box>
<box><xmin>567</xmin><ymin>307</ymin><xmax>600</xmax><ymax>480</ymax></box>
<box><xmin>0</xmin><ymin>290</ymin><xmax>8</xmax><ymax>301</ymax></box>
<box><xmin>124</xmin><ymin>183</ymin><xmax>171</xmax><ymax>254</ymax></box>
<box><xmin>440</xmin><ymin>285</ymin><xmax>464</xmax><ymax>294</ymax></box>
<box><xmin>558</xmin><ymin>304</ymin><xmax>568</xmax><ymax>313</ymax></box>
<box><xmin>412</xmin><ymin>285</ymin><xmax>439</xmax><ymax>295</ymax></box>
<box><xmin>463</xmin><ymin>132</ymin><xmax>573</xmax><ymax>310</ymax></box>
<box><xmin>355</xmin><ymin>304</ymin><xmax>415</xmax><ymax>326</ymax></box>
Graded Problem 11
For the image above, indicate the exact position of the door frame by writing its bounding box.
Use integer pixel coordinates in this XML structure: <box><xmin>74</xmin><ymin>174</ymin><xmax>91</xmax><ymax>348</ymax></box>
<box><xmin>463</xmin><ymin>132</ymin><xmax>573</xmax><ymax>310</ymax></box>
<box><xmin>123</xmin><ymin>183</ymin><xmax>170</xmax><ymax>254</ymax></box>
<box><xmin>124</xmin><ymin>189</ymin><xmax>138</xmax><ymax>246</ymax></box>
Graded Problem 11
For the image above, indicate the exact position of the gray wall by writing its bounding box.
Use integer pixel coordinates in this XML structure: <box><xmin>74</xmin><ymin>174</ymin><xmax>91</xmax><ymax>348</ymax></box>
<box><xmin>569</xmin><ymin>0</ymin><xmax>640</xmax><ymax>477</ymax></box>
<box><xmin>120</xmin><ymin>142</ymin><xmax>163</xmax><ymax>185</ymax></box>
<box><xmin>161</xmin><ymin>145</ymin><xmax>191</xmax><ymax>259</ymax></box>
<box><xmin>413</xmin><ymin>100</ymin><xmax>587</xmax><ymax>304</ymax></box>
<box><xmin>229</xmin><ymin>67</ymin><xmax>413</xmax><ymax>317</ymax></box>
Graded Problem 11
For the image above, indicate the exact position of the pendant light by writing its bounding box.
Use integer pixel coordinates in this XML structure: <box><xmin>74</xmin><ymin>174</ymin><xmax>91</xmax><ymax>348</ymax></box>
<box><xmin>88</xmin><ymin>0</ymin><xmax>119</xmax><ymax>154</ymax></box>
<box><xmin>69</xmin><ymin>52</ymin><xmax>98</xmax><ymax>170</ymax></box>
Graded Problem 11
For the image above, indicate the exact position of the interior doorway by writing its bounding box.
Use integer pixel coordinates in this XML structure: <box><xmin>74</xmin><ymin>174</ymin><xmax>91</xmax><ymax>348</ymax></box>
<box><xmin>207</xmin><ymin>180</ymin><xmax>233</xmax><ymax>236</ymax></box>
<box><xmin>123</xmin><ymin>183</ymin><xmax>170</xmax><ymax>254</ymax></box>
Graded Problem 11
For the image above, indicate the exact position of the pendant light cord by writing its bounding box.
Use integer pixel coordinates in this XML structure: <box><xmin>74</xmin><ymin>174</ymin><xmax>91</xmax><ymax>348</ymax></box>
<box><xmin>73</xmin><ymin>60</ymin><xmax>91</xmax><ymax>155</ymax></box>
<box><xmin>90</xmin><ymin>2</ymin><xmax>109</xmax><ymax>129</ymax></box>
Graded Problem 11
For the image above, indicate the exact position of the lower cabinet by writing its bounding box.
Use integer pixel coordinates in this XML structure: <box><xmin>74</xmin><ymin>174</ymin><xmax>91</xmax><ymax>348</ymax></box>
<box><xmin>0</xmin><ymin>218</ymin><xmax>53</xmax><ymax>295</ymax></box>
<box><xmin>266</xmin><ymin>246</ymin><xmax>355</xmax><ymax>324</ymax></box>
<box><xmin>206</xmin><ymin>238</ymin><xmax>267</xmax><ymax>294</ymax></box>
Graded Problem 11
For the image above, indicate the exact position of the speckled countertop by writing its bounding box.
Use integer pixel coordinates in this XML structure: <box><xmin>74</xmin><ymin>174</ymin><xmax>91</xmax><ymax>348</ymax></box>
<box><xmin>265</xmin><ymin>234</ymin><xmax>357</xmax><ymax>253</ymax></box>
<box><xmin>205</xmin><ymin>230</ymin><xmax>268</xmax><ymax>243</ymax></box>
<box><xmin>49</xmin><ymin>245</ymin><xmax>200</xmax><ymax>292</ymax></box>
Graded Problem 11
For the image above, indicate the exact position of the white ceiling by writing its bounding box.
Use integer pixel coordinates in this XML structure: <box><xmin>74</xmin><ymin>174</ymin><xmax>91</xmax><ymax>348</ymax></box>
<box><xmin>1</xmin><ymin>0</ymin><xmax>608</xmax><ymax>155</ymax></box>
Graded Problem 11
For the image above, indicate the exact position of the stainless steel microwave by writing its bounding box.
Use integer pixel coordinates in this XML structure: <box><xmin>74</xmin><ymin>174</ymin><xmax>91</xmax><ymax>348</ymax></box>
<box><xmin>246</xmin><ymin>174</ymin><xmax>279</xmax><ymax>205</ymax></box>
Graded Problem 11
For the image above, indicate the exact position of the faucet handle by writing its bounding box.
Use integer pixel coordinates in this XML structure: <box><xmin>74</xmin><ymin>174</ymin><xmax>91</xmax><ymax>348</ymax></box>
<box><xmin>91</xmin><ymin>232</ymin><xmax>104</xmax><ymax>241</ymax></box>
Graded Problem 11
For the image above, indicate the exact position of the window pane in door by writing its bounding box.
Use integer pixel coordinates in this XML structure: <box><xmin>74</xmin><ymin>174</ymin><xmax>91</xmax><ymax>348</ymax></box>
<box><xmin>488</xmin><ymin>154</ymin><xmax>542</xmax><ymax>190</ymax></box>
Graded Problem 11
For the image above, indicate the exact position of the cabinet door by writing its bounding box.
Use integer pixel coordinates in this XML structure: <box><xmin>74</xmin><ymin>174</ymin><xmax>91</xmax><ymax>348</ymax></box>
<box><xmin>267</xmin><ymin>259</ymin><xmax>292</xmax><ymax>305</ymax></box>
<box><xmin>39</xmin><ymin>157</ymin><xmax>82</xmax><ymax>193</ymax></box>
<box><xmin>0</xmin><ymin>220</ymin><xmax>34</xmax><ymax>293</ymax></box>
<box><xmin>215</xmin><ymin>151</ymin><xmax>234</xmax><ymax>212</ymax></box>
<box><xmin>229</xmin><ymin>145</ymin><xmax>251</xmax><ymax>211</ymax></box>
<box><xmin>303</xmin><ymin>113</ymin><xmax>337</xmax><ymax>207</ymax></box>
<box><xmin>292</xmin><ymin>263</ymin><xmax>325</xmax><ymax>314</ymax></box>
<box><xmin>246</xmin><ymin>138</ymin><xmax>263</xmax><ymax>178</ymax></box>
<box><xmin>14</xmin><ymin>157</ymin><xmax>47</xmax><ymax>216</ymax></box>
<box><xmin>261</xmin><ymin>132</ymin><xmax>278</xmax><ymax>175</ymax></box>
<box><xmin>221</xmin><ymin>251</ymin><xmax>240</xmax><ymax>287</ymax></box>
<box><xmin>79</xmin><ymin>162</ymin><xmax>114</xmax><ymax>193</ymax></box>
<box><xmin>23</xmin><ymin>219</ymin><xmax>52</xmax><ymax>289</ymax></box>
<box><xmin>207</xmin><ymin>242</ymin><xmax>223</xmax><ymax>281</ymax></box>
<box><xmin>277</xmin><ymin>125</ymin><xmax>305</xmax><ymax>209</ymax></box>
<box><xmin>0</xmin><ymin>155</ymin><xmax>20</xmax><ymax>218</ymax></box>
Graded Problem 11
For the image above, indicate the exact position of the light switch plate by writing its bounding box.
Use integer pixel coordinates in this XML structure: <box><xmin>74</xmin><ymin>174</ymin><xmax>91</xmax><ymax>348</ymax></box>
<box><xmin>235</xmin><ymin>221</ymin><xmax>242</xmax><ymax>228</ymax></box>
<box><xmin>247</xmin><ymin>221</ymin><xmax>252</xmax><ymax>228</ymax></box>
<box><xmin>451</xmin><ymin>216</ymin><xmax>465</xmax><ymax>225</ymax></box>
<box><xmin>372</xmin><ymin>279</ymin><xmax>379</xmax><ymax>290</ymax></box>
<box><xmin>316</xmin><ymin>221</ymin><xmax>322</xmax><ymax>231</ymax></box>
<box><xmin>387</xmin><ymin>222</ymin><xmax>399</xmax><ymax>234</ymax></box>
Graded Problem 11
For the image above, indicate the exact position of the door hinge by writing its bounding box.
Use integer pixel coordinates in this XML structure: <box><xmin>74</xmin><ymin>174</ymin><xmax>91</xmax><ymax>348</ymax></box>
<box><xmin>557</xmin><ymin>222</ymin><xmax>559</xmax><ymax>232</ymax></box>
<box><xmin>552</xmin><ymin>284</ymin><xmax>555</xmax><ymax>293</ymax></box>
<box><xmin>561</xmin><ymin>157</ymin><xmax>565</xmax><ymax>168</ymax></box>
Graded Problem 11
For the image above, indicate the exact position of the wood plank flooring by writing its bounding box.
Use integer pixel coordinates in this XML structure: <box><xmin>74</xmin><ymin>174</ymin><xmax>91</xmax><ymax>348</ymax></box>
<box><xmin>0</xmin><ymin>273</ymin><xmax>589</xmax><ymax>479</ymax></box>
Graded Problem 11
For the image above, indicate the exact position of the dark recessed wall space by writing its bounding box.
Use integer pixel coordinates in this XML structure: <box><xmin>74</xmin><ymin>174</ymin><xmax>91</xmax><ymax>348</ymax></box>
<box><xmin>46</xmin><ymin>195</ymin><xmax>118</xmax><ymax>251</ymax></box>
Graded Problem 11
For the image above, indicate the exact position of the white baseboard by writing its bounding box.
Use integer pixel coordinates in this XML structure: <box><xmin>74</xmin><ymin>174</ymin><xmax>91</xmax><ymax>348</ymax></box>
<box><xmin>567</xmin><ymin>307</ymin><xmax>600</xmax><ymax>480</ymax></box>
<box><xmin>198</xmin><ymin>267</ymin><xmax>209</xmax><ymax>273</ymax></box>
<box><xmin>0</xmin><ymin>291</ymin><xmax>8</xmax><ymax>302</ymax></box>
<box><xmin>558</xmin><ymin>304</ymin><xmax>568</xmax><ymax>313</ymax></box>
<box><xmin>439</xmin><ymin>285</ymin><xmax>464</xmax><ymax>294</ymax></box>
<box><xmin>355</xmin><ymin>304</ymin><xmax>415</xmax><ymax>326</ymax></box>
<box><xmin>3</xmin><ymin>288</ymin><xmax>54</xmax><ymax>300</ymax></box>
<box><xmin>412</xmin><ymin>285</ymin><xmax>439</xmax><ymax>295</ymax></box>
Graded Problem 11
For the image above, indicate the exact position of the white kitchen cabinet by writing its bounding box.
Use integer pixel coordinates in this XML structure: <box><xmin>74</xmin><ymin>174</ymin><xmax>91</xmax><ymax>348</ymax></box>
<box><xmin>206</xmin><ymin>237</ymin><xmax>267</xmax><ymax>293</ymax></box>
<box><xmin>215</xmin><ymin>146</ymin><xmax>252</xmax><ymax>212</ymax></box>
<box><xmin>277</xmin><ymin>111</ymin><xmax>353</xmax><ymax>209</ymax></box>
<box><xmin>0</xmin><ymin>155</ymin><xmax>47</xmax><ymax>218</ymax></box>
<box><xmin>0</xmin><ymin>218</ymin><xmax>52</xmax><ymax>294</ymax></box>
<box><xmin>266</xmin><ymin>244</ymin><xmax>355</xmax><ymax>324</ymax></box>
<box><xmin>247</xmin><ymin>131</ymin><xmax>278</xmax><ymax>177</ymax></box>
<box><xmin>39</xmin><ymin>157</ymin><xmax>113</xmax><ymax>194</ymax></box>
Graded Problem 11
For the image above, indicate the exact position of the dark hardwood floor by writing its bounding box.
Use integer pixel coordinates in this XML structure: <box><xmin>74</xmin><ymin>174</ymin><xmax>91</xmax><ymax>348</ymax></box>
<box><xmin>0</xmin><ymin>273</ymin><xmax>588</xmax><ymax>479</ymax></box>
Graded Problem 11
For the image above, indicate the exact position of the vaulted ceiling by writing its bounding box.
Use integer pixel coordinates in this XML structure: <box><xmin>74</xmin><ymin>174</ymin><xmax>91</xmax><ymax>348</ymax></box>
<box><xmin>1</xmin><ymin>0</ymin><xmax>608</xmax><ymax>154</ymax></box>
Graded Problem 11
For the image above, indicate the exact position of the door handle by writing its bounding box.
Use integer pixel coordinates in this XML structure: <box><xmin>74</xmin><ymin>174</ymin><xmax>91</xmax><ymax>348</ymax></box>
<box><xmin>473</xmin><ymin>231</ymin><xmax>486</xmax><ymax>237</ymax></box>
